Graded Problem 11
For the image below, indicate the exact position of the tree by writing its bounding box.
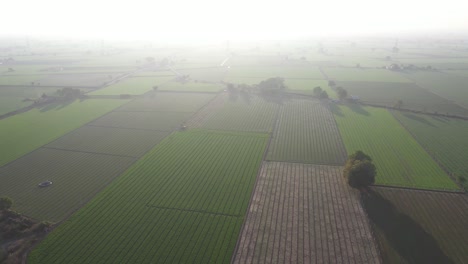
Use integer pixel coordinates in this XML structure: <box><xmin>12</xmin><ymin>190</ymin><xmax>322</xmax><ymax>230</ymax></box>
<box><xmin>320</xmin><ymin>90</ymin><xmax>329</xmax><ymax>99</ymax></box>
<box><xmin>328</xmin><ymin>80</ymin><xmax>336</xmax><ymax>86</ymax></box>
<box><xmin>336</xmin><ymin>87</ymin><xmax>348</xmax><ymax>100</ymax></box>
<box><xmin>257</xmin><ymin>77</ymin><xmax>286</xmax><ymax>94</ymax></box>
<box><xmin>343</xmin><ymin>151</ymin><xmax>376</xmax><ymax>189</ymax></box>
<box><xmin>153</xmin><ymin>86</ymin><xmax>158</xmax><ymax>91</ymax></box>
<box><xmin>313</xmin><ymin>86</ymin><xmax>323</xmax><ymax>97</ymax></box>
<box><xmin>395</xmin><ymin>100</ymin><xmax>403</xmax><ymax>109</ymax></box>
<box><xmin>0</xmin><ymin>196</ymin><xmax>13</xmax><ymax>211</ymax></box>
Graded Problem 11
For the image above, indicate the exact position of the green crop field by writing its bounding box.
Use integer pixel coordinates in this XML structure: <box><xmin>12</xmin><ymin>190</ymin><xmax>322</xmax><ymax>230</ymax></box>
<box><xmin>117</xmin><ymin>93</ymin><xmax>215</xmax><ymax>112</ymax></box>
<box><xmin>324</xmin><ymin>68</ymin><xmax>412</xmax><ymax>83</ymax></box>
<box><xmin>0</xmin><ymin>99</ymin><xmax>128</xmax><ymax>166</ymax></box>
<box><xmin>268</xmin><ymin>99</ymin><xmax>346</xmax><ymax>164</ymax></box>
<box><xmin>403</xmin><ymin>71</ymin><xmax>468</xmax><ymax>109</ymax></box>
<box><xmin>331</xmin><ymin>104</ymin><xmax>459</xmax><ymax>190</ymax></box>
<box><xmin>0</xmin><ymin>148</ymin><xmax>135</xmax><ymax>221</ymax></box>
<box><xmin>29</xmin><ymin>130</ymin><xmax>268</xmax><ymax>263</ymax></box>
<box><xmin>365</xmin><ymin>187</ymin><xmax>468</xmax><ymax>263</ymax></box>
<box><xmin>201</xmin><ymin>95</ymin><xmax>279</xmax><ymax>133</ymax></box>
<box><xmin>336</xmin><ymin>81</ymin><xmax>468</xmax><ymax>116</ymax></box>
<box><xmin>0</xmin><ymin>97</ymin><xmax>31</xmax><ymax>115</ymax></box>
<box><xmin>224</xmin><ymin>76</ymin><xmax>266</xmax><ymax>85</ymax></box>
<box><xmin>89</xmin><ymin>76</ymin><xmax>173</xmax><ymax>95</ymax></box>
<box><xmin>158</xmin><ymin>81</ymin><xmax>223</xmax><ymax>92</ymax></box>
<box><xmin>46</xmin><ymin>126</ymin><xmax>170</xmax><ymax>157</ymax></box>
<box><xmin>393</xmin><ymin>111</ymin><xmax>468</xmax><ymax>190</ymax></box>
<box><xmin>88</xmin><ymin>111</ymin><xmax>192</xmax><ymax>131</ymax></box>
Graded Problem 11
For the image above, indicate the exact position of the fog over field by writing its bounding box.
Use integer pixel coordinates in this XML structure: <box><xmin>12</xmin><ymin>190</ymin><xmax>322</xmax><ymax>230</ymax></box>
<box><xmin>1</xmin><ymin>0</ymin><xmax>468</xmax><ymax>263</ymax></box>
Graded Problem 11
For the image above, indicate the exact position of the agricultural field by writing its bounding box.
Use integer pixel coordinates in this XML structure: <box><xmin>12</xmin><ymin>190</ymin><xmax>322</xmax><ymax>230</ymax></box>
<box><xmin>29</xmin><ymin>130</ymin><xmax>268</xmax><ymax>263</ymax></box>
<box><xmin>176</xmin><ymin>67</ymin><xmax>227</xmax><ymax>82</ymax></box>
<box><xmin>323</xmin><ymin>68</ymin><xmax>412</xmax><ymax>83</ymax></box>
<box><xmin>89</xmin><ymin>76</ymin><xmax>173</xmax><ymax>95</ymax></box>
<box><xmin>284</xmin><ymin>79</ymin><xmax>336</xmax><ymax>97</ymax></box>
<box><xmin>227</xmin><ymin>65</ymin><xmax>324</xmax><ymax>79</ymax></box>
<box><xmin>88</xmin><ymin>111</ymin><xmax>192</xmax><ymax>131</ymax></box>
<box><xmin>336</xmin><ymin>81</ymin><xmax>468</xmax><ymax>116</ymax></box>
<box><xmin>267</xmin><ymin>99</ymin><xmax>347</xmax><ymax>164</ymax></box>
<box><xmin>45</xmin><ymin>126</ymin><xmax>170</xmax><ymax>157</ymax></box>
<box><xmin>0</xmin><ymin>99</ymin><xmax>128</xmax><ymax>166</ymax></box>
<box><xmin>402</xmin><ymin>71</ymin><xmax>468</xmax><ymax>110</ymax></box>
<box><xmin>0</xmin><ymin>148</ymin><xmax>135</xmax><ymax>221</ymax></box>
<box><xmin>34</xmin><ymin>73</ymin><xmax>119</xmax><ymax>87</ymax></box>
<box><xmin>364</xmin><ymin>187</ymin><xmax>468</xmax><ymax>263</ymax></box>
<box><xmin>331</xmin><ymin>104</ymin><xmax>459</xmax><ymax>190</ymax></box>
<box><xmin>393</xmin><ymin>111</ymin><xmax>468</xmax><ymax>190</ymax></box>
<box><xmin>0</xmin><ymin>74</ymin><xmax>45</xmax><ymax>85</ymax></box>
<box><xmin>158</xmin><ymin>81</ymin><xmax>223</xmax><ymax>92</ymax></box>
<box><xmin>224</xmin><ymin>76</ymin><xmax>266</xmax><ymax>85</ymax></box>
<box><xmin>117</xmin><ymin>92</ymin><xmax>215</xmax><ymax>113</ymax></box>
<box><xmin>234</xmin><ymin>162</ymin><xmax>380</xmax><ymax>264</ymax></box>
<box><xmin>200</xmin><ymin>94</ymin><xmax>279</xmax><ymax>133</ymax></box>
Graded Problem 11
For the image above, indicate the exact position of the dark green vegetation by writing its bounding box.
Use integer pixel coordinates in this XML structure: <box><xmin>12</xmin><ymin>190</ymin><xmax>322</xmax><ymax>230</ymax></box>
<box><xmin>0</xmin><ymin>148</ymin><xmax>136</xmax><ymax>221</ymax></box>
<box><xmin>344</xmin><ymin>151</ymin><xmax>376</xmax><ymax>188</ymax></box>
<box><xmin>0</xmin><ymin>86</ymin><xmax>61</xmax><ymax>115</ymax></box>
<box><xmin>29</xmin><ymin>130</ymin><xmax>268</xmax><ymax>263</ymax></box>
<box><xmin>393</xmin><ymin>111</ymin><xmax>468</xmax><ymax>190</ymax></box>
<box><xmin>364</xmin><ymin>187</ymin><xmax>468</xmax><ymax>264</ymax></box>
<box><xmin>1</xmin><ymin>208</ymin><xmax>50</xmax><ymax>264</ymax></box>
<box><xmin>332</xmin><ymin>105</ymin><xmax>458</xmax><ymax>190</ymax></box>
<box><xmin>267</xmin><ymin>99</ymin><xmax>347</xmax><ymax>164</ymax></box>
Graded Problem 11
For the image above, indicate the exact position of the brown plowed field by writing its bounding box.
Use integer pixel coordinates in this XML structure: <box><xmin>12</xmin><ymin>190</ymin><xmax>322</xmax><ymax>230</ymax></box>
<box><xmin>233</xmin><ymin>162</ymin><xmax>380</xmax><ymax>264</ymax></box>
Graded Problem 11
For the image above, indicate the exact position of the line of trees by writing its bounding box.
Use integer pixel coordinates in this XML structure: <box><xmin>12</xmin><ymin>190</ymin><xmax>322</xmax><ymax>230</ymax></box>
<box><xmin>313</xmin><ymin>86</ymin><xmax>329</xmax><ymax>99</ymax></box>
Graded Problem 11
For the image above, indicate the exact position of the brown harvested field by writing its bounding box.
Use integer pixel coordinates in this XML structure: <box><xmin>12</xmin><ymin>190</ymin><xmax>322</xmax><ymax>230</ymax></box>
<box><xmin>366</xmin><ymin>187</ymin><xmax>468</xmax><ymax>264</ymax></box>
<box><xmin>233</xmin><ymin>162</ymin><xmax>380</xmax><ymax>264</ymax></box>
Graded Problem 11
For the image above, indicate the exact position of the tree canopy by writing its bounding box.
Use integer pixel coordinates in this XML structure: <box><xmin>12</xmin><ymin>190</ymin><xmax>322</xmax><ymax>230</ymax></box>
<box><xmin>0</xmin><ymin>196</ymin><xmax>13</xmax><ymax>211</ymax></box>
<box><xmin>343</xmin><ymin>151</ymin><xmax>376</xmax><ymax>189</ymax></box>
<box><xmin>258</xmin><ymin>77</ymin><xmax>286</xmax><ymax>94</ymax></box>
<box><xmin>336</xmin><ymin>86</ymin><xmax>348</xmax><ymax>100</ymax></box>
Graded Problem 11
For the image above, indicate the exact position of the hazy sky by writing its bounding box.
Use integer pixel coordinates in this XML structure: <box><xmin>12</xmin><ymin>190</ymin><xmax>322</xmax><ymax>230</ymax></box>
<box><xmin>3</xmin><ymin>0</ymin><xmax>468</xmax><ymax>40</ymax></box>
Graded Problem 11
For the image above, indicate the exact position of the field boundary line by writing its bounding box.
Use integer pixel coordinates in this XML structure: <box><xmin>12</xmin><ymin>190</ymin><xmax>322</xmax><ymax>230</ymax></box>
<box><xmin>231</xmin><ymin>97</ymin><xmax>282</xmax><ymax>263</ymax></box>
<box><xmin>85</xmin><ymin>124</ymin><xmax>173</xmax><ymax>132</ymax></box>
<box><xmin>144</xmin><ymin>205</ymin><xmax>242</xmax><ymax>218</ymax></box>
<box><xmin>40</xmin><ymin>146</ymin><xmax>139</xmax><ymax>159</ymax></box>
<box><xmin>372</xmin><ymin>184</ymin><xmax>466</xmax><ymax>194</ymax></box>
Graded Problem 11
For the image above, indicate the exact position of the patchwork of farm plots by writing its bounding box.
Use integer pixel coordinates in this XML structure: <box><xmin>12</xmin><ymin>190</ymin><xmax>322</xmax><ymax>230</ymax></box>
<box><xmin>0</xmin><ymin>99</ymin><xmax>128</xmax><ymax>166</ymax></box>
<box><xmin>89</xmin><ymin>76</ymin><xmax>173</xmax><ymax>95</ymax></box>
<box><xmin>336</xmin><ymin>81</ymin><xmax>468</xmax><ymax>116</ymax></box>
<box><xmin>267</xmin><ymin>99</ymin><xmax>347</xmax><ymax>165</ymax></box>
<box><xmin>227</xmin><ymin>65</ymin><xmax>324</xmax><ymax>79</ymax></box>
<box><xmin>331</xmin><ymin>104</ymin><xmax>459</xmax><ymax>190</ymax></box>
<box><xmin>284</xmin><ymin>79</ymin><xmax>336</xmax><ymax>98</ymax></box>
<box><xmin>117</xmin><ymin>92</ymin><xmax>215</xmax><ymax>112</ymax></box>
<box><xmin>29</xmin><ymin>130</ymin><xmax>268</xmax><ymax>263</ymax></box>
<box><xmin>234</xmin><ymin>162</ymin><xmax>380</xmax><ymax>264</ymax></box>
<box><xmin>393</xmin><ymin>111</ymin><xmax>468</xmax><ymax>190</ymax></box>
<box><xmin>365</xmin><ymin>187</ymin><xmax>468</xmax><ymax>264</ymax></box>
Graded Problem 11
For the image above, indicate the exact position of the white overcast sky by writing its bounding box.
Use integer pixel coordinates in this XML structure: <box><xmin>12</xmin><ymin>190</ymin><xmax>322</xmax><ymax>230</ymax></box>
<box><xmin>2</xmin><ymin>0</ymin><xmax>468</xmax><ymax>40</ymax></box>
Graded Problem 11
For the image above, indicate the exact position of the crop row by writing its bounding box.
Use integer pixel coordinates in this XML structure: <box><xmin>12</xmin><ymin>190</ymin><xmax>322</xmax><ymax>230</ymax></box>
<box><xmin>267</xmin><ymin>99</ymin><xmax>347</xmax><ymax>165</ymax></box>
<box><xmin>393</xmin><ymin>111</ymin><xmax>468</xmax><ymax>190</ymax></box>
<box><xmin>234</xmin><ymin>162</ymin><xmax>380</xmax><ymax>264</ymax></box>
<box><xmin>29</xmin><ymin>130</ymin><xmax>268</xmax><ymax>263</ymax></box>
<box><xmin>332</xmin><ymin>104</ymin><xmax>459</xmax><ymax>190</ymax></box>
